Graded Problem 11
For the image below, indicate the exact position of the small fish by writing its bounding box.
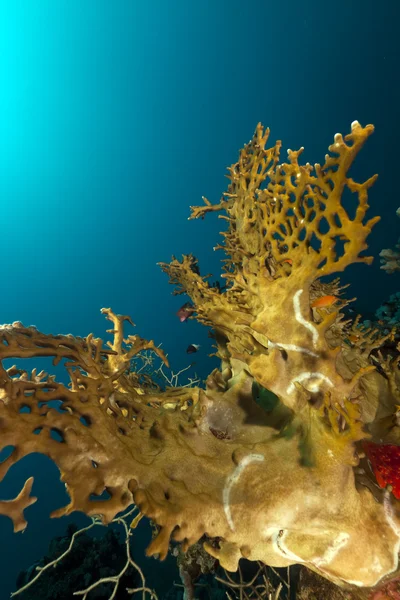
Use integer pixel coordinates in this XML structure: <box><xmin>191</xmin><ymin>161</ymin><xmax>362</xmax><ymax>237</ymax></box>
<box><xmin>177</xmin><ymin>302</ymin><xmax>194</xmax><ymax>322</ymax></box>
<box><xmin>362</xmin><ymin>440</ymin><xmax>400</xmax><ymax>499</ymax></box>
<box><xmin>186</xmin><ymin>343</ymin><xmax>200</xmax><ymax>354</ymax></box>
<box><xmin>311</xmin><ymin>295</ymin><xmax>338</xmax><ymax>309</ymax></box>
<box><xmin>347</xmin><ymin>334</ymin><xmax>360</xmax><ymax>343</ymax></box>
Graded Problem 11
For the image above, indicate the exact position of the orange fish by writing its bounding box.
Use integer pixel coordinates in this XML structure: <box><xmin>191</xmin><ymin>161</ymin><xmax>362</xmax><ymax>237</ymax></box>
<box><xmin>347</xmin><ymin>334</ymin><xmax>360</xmax><ymax>343</ymax></box>
<box><xmin>362</xmin><ymin>440</ymin><xmax>400</xmax><ymax>499</ymax></box>
<box><xmin>311</xmin><ymin>295</ymin><xmax>338</xmax><ymax>309</ymax></box>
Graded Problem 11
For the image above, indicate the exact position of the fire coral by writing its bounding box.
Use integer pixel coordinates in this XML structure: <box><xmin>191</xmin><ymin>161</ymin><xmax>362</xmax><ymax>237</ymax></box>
<box><xmin>1</xmin><ymin>122</ymin><xmax>400</xmax><ymax>592</ymax></box>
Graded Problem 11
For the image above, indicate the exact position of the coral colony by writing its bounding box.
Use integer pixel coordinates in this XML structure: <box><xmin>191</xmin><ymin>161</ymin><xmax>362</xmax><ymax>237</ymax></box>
<box><xmin>2</xmin><ymin>122</ymin><xmax>400</xmax><ymax>595</ymax></box>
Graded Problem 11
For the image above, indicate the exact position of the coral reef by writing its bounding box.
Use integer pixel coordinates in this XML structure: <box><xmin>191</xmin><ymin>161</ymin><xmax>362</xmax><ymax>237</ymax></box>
<box><xmin>380</xmin><ymin>208</ymin><xmax>400</xmax><ymax>274</ymax></box>
<box><xmin>2</xmin><ymin>122</ymin><xmax>400</xmax><ymax>596</ymax></box>
<box><xmin>15</xmin><ymin>522</ymin><xmax>138</xmax><ymax>600</ymax></box>
<box><xmin>375</xmin><ymin>292</ymin><xmax>400</xmax><ymax>330</ymax></box>
<box><xmin>12</xmin><ymin>507</ymin><xmax>159</xmax><ymax>599</ymax></box>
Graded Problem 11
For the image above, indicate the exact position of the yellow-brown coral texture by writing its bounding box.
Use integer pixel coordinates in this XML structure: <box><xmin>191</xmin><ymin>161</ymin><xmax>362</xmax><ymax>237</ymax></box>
<box><xmin>1</xmin><ymin>122</ymin><xmax>400</xmax><ymax>591</ymax></box>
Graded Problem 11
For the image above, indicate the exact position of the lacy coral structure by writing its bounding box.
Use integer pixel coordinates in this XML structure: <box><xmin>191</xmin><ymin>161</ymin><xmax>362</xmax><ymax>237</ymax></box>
<box><xmin>1</xmin><ymin>122</ymin><xmax>400</xmax><ymax>593</ymax></box>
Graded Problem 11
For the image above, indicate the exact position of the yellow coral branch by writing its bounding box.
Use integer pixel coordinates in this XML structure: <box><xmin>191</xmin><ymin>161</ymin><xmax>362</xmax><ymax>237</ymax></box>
<box><xmin>2</xmin><ymin>122</ymin><xmax>400</xmax><ymax>593</ymax></box>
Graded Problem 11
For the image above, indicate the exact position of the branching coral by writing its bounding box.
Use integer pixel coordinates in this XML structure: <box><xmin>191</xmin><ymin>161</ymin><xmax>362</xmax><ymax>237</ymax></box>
<box><xmin>2</xmin><ymin>122</ymin><xmax>400</xmax><ymax>595</ymax></box>
<box><xmin>13</xmin><ymin>508</ymin><xmax>156</xmax><ymax>600</ymax></box>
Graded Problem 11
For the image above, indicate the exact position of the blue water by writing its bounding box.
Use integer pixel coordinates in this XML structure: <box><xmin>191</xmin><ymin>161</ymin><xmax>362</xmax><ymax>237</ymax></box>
<box><xmin>0</xmin><ymin>0</ymin><xmax>399</xmax><ymax>598</ymax></box>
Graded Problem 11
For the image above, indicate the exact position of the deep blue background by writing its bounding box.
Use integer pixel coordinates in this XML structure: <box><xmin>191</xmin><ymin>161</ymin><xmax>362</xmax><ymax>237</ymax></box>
<box><xmin>0</xmin><ymin>0</ymin><xmax>399</xmax><ymax>597</ymax></box>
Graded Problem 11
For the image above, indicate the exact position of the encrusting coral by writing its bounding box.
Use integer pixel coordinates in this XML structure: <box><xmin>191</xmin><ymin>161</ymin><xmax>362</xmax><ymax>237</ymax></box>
<box><xmin>1</xmin><ymin>122</ymin><xmax>400</xmax><ymax>595</ymax></box>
